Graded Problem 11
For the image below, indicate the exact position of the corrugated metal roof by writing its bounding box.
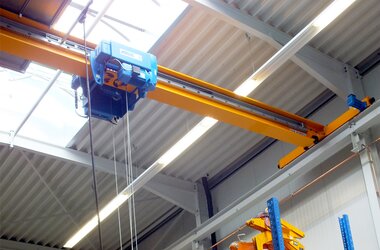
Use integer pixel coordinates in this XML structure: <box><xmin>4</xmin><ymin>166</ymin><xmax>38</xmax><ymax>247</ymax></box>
<box><xmin>0</xmin><ymin>145</ymin><xmax>174</xmax><ymax>249</ymax></box>
<box><xmin>1</xmin><ymin>0</ymin><xmax>380</xmax><ymax>249</ymax></box>
<box><xmin>228</xmin><ymin>0</ymin><xmax>380</xmax><ymax>66</ymax></box>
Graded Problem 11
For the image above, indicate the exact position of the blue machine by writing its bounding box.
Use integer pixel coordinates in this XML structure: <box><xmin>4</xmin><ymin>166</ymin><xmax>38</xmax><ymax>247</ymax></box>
<box><xmin>72</xmin><ymin>40</ymin><xmax>157</xmax><ymax>121</ymax></box>
<box><xmin>267</xmin><ymin>197</ymin><xmax>285</xmax><ymax>250</ymax></box>
<box><xmin>339</xmin><ymin>214</ymin><xmax>355</xmax><ymax>250</ymax></box>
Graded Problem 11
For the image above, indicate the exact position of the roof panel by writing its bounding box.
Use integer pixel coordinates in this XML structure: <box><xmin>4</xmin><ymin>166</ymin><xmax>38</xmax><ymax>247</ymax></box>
<box><xmin>229</xmin><ymin>0</ymin><xmax>380</xmax><ymax>65</ymax></box>
<box><xmin>0</xmin><ymin>145</ymin><xmax>174</xmax><ymax>249</ymax></box>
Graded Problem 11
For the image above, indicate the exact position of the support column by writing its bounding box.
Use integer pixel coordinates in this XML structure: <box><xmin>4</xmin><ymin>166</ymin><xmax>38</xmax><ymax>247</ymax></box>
<box><xmin>345</xmin><ymin>65</ymin><xmax>365</xmax><ymax>99</ymax></box>
<box><xmin>368</xmin><ymin>133</ymin><xmax>380</xmax><ymax>189</ymax></box>
<box><xmin>193</xmin><ymin>183</ymin><xmax>211</xmax><ymax>250</ymax></box>
<box><xmin>351</xmin><ymin>132</ymin><xmax>380</xmax><ymax>248</ymax></box>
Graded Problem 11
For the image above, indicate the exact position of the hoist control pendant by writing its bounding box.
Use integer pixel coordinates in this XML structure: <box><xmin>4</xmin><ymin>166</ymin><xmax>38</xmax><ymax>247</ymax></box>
<box><xmin>72</xmin><ymin>40</ymin><xmax>157</xmax><ymax>121</ymax></box>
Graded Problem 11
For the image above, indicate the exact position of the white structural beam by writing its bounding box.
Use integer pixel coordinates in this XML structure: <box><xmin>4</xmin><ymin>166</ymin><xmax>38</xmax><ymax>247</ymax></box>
<box><xmin>351</xmin><ymin>132</ymin><xmax>380</xmax><ymax>247</ymax></box>
<box><xmin>0</xmin><ymin>133</ymin><xmax>197</xmax><ymax>214</ymax></box>
<box><xmin>144</xmin><ymin>174</ymin><xmax>197</xmax><ymax>214</ymax></box>
<box><xmin>186</xmin><ymin>0</ymin><xmax>355</xmax><ymax>99</ymax></box>
<box><xmin>0</xmin><ymin>239</ymin><xmax>61</xmax><ymax>250</ymax></box>
<box><xmin>165</xmin><ymin>101</ymin><xmax>380</xmax><ymax>250</ymax></box>
<box><xmin>192</xmin><ymin>183</ymin><xmax>211</xmax><ymax>250</ymax></box>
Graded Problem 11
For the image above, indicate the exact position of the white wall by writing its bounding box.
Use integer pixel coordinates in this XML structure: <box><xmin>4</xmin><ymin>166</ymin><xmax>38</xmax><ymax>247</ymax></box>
<box><xmin>364</xmin><ymin>63</ymin><xmax>380</xmax><ymax>187</ymax></box>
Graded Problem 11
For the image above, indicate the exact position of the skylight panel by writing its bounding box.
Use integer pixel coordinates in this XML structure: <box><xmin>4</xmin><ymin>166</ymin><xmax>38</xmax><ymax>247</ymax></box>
<box><xmin>1</xmin><ymin>1</ymin><xmax>187</xmax><ymax>148</ymax></box>
<box><xmin>0</xmin><ymin>64</ymin><xmax>87</xmax><ymax>147</ymax></box>
<box><xmin>54</xmin><ymin>0</ymin><xmax>188</xmax><ymax>51</ymax></box>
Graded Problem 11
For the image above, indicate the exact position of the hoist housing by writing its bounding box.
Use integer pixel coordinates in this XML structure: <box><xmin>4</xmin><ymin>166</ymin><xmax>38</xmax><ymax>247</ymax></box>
<box><xmin>72</xmin><ymin>40</ymin><xmax>157</xmax><ymax>121</ymax></box>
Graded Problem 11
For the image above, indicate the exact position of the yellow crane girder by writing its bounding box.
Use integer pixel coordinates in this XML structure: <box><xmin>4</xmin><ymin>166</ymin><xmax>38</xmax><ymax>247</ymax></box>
<box><xmin>2</xmin><ymin>8</ymin><xmax>370</xmax><ymax>168</ymax></box>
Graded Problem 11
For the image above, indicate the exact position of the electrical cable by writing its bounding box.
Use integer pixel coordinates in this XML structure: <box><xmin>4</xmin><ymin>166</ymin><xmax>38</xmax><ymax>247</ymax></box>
<box><xmin>82</xmin><ymin>17</ymin><xmax>104</xmax><ymax>250</ymax></box>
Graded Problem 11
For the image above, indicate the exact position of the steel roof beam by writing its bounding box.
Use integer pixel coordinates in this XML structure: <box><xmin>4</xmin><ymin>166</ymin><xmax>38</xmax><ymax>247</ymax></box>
<box><xmin>0</xmin><ymin>133</ymin><xmax>197</xmax><ymax>214</ymax></box>
<box><xmin>186</xmin><ymin>0</ymin><xmax>354</xmax><ymax>99</ymax></box>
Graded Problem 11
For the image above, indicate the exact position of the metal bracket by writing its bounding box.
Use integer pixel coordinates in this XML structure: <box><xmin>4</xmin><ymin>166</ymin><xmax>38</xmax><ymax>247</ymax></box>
<box><xmin>350</xmin><ymin>132</ymin><xmax>367</xmax><ymax>153</ymax></box>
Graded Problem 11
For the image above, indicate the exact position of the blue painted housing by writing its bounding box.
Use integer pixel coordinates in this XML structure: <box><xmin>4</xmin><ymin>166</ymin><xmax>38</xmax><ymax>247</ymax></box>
<box><xmin>72</xmin><ymin>41</ymin><xmax>157</xmax><ymax>121</ymax></box>
<box><xmin>347</xmin><ymin>94</ymin><xmax>367</xmax><ymax>111</ymax></box>
<box><xmin>91</xmin><ymin>40</ymin><xmax>157</xmax><ymax>96</ymax></box>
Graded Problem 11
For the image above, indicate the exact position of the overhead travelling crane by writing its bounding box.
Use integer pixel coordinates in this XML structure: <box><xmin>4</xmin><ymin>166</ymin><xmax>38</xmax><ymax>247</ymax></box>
<box><xmin>0</xmin><ymin>8</ymin><xmax>374</xmax><ymax>168</ymax></box>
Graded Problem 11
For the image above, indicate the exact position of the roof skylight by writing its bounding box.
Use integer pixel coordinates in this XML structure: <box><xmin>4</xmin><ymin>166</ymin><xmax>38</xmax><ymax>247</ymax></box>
<box><xmin>54</xmin><ymin>0</ymin><xmax>188</xmax><ymax>52</ymax></box>
<box><xmin>0</xmin><ymin>63</ymin><xmax>87</xmax><ymax>147</ymax></box>
<box><xmin>0</xmin><ymin>0</ymin><xmax>187</xmax><ymax>147</ymax></box>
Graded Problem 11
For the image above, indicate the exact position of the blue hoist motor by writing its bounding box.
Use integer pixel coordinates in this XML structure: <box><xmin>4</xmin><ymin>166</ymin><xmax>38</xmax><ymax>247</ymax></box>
<box><xmin>72</xmin><ymin>40</ymin><xmax>157</xmax><ymax>121</ymax></box>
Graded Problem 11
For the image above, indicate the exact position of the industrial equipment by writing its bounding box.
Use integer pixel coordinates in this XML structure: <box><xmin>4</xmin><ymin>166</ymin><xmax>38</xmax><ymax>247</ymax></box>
<box><xmin>278</xmin><ymin>95</ymin><xmax>374</xmax><ymax>169</ymax></box>
<box><xmin>230</xmin><ymin>198</ymin><xmax>305</xmax><ymax>250</ymax></box>
<box><xmin>0</xmin><ymin>8</ymin><xmax>375</xmax><ymax>165</ymax></box>
<box><xmin>71</xmin><ymin>40</ymin><xmax>158</xmax><ymax>121</ymax></box>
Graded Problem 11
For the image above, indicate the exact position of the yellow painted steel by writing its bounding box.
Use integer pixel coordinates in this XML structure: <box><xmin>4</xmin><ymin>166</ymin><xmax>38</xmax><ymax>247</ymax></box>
<box><xmin>324</xmin><ymin>108</ymin><xmax>360</xmax><ymax>136</ymax></box>
<box><xmin>2</xmin><ymin>7</ymin><xmax>324</xmax><ymax>133</ymax></box>
<box><xmin>0</xmin><ymin>27</ymin><xmax>88</xmax><ymax>76</ymax></box>
<box><xmin>278</xmin><ymin>147</ymin><xmax>306</xmax><ymax>169</ymax></box>
<box><xmin>230</xmin><ymin>216</ymin><xmax>305</xmax><ymax>250</ymax></box>
<box><xmin>2</xmin><ymin>8</ymin><xmax>372</xmax><ymax>167</ymax></box>
<box><xmin>278</xmin><ymin>97</ymin><xmax>372</xmax><ymax>168</ymax></box>
<box><xmin>150</xmin><ymin>80</ymin><xmax>315</xmax><ymax>146</ymax></box>
<box><xmin>0</xmin><ymin>23</ymin><xmax>324</xmax><ymax>147</ymax></box>
<box><xmin>159</xmin><ymin>65</ymin><xmax>325</xmax><ymax>133</ymax></box>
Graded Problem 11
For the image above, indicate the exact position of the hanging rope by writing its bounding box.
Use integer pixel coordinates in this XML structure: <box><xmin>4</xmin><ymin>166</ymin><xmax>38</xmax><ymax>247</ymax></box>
<box><xmin>82</xmin><ymin>16</ymin><xmax>104</xmax><ymax>250</ymax></box>
<box><xmin>112</xmin><ymin>126</ymin><xmax>124</xmax><ymax>250</ymax></box>
<box><xmin>123</xmin><ymin>92</ymin><xmax>139</xmax><ymax>250</ymax></box>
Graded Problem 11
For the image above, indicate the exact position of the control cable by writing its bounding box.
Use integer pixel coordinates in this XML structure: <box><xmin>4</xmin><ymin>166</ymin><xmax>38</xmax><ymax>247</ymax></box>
<box><xmin>81</xmin><ymin>13</ymin><xmax>104</xmax><ymax>250</ymax></box>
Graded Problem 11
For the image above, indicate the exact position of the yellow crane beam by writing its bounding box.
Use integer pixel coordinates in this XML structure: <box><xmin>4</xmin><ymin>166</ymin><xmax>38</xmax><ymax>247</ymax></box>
<box><xmin>0</xmin><ymin>9</ymin><xmax>332</xmax><ymax>148</ymax></box>
<box><xmin>1</xmin><ymin>26</ymin><xmax>320</xmax><ymax>146</ymax></box>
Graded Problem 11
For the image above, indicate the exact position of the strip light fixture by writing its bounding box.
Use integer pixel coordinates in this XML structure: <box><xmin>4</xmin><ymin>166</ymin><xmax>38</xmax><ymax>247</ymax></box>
<box><xmin>64</xmin><ymin>0</ymin><xmax>357</xmax><ymax>247</ymax></box>
<box><xmin>234</xmin><ymin>0</ymin><xmax>357</xmax><ymax>97</ymax></box>
<box><xmin>63</xmin><ymin>117</ymin><xmax>218</xmax><ymax>248</ymax></box>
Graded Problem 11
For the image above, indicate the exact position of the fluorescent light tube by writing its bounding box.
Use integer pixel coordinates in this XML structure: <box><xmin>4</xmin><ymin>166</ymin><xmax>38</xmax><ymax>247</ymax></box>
<box><xmin>313</xmin><ymin>0</ymin><xmax>356</xmax><ymax>29</ymax></box>
<box><xmin>63</xmin><ymin>194</ymin><xmax>129</xmax><ymax>248</ymax></box>
<box><xmin>63</xmin><ymin>117</ymin><xmax>217</xmax><ymax>248</ymax></box>
<box><xmin>157</xmin><ymin>117</ymin><xmax>218</xmax><ymax>165</ymax></box>
<box><xmin>235</xmin><ymin>0</ymin><xmax>356</xmax><ymax>97</ymax></box>
<box><xmin>233</xmin><ymin>78</ymin><xmax>262</xmax><ymax>97</ymax></box>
